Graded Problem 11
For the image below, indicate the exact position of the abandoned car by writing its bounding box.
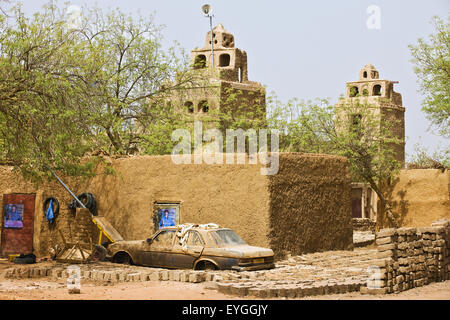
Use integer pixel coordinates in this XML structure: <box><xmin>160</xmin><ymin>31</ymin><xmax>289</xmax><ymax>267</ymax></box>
<box><xmin>107</xmin><ymin>223</ymin><xmax>275</xmax><ymax>271</ymax></box>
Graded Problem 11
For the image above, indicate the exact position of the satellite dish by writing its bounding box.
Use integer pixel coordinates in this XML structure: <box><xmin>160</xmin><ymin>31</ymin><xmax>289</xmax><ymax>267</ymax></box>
<box><xmin>202</xmin><ymin>4</ymin><xmax>212</xmax><ymax>16</ymax></box>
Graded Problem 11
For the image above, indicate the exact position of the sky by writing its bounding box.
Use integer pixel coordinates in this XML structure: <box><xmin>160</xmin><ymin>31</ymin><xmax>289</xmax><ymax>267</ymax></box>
<box><xmin>16</xmin><ymin>0</ymin><xmax>450</xmax><ymax>160</ymax></box>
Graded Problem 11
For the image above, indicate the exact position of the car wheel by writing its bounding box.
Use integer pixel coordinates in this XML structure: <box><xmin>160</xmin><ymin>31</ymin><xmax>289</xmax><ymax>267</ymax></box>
<box><xmin>113</xmin><ymin>252</ymin><xmax>132</xmax><ymax>265</ymax></box>
<box><xmin>200</xmin><ymin>261</ymin><xmax>217</xmax><ymax>271</ymax></box>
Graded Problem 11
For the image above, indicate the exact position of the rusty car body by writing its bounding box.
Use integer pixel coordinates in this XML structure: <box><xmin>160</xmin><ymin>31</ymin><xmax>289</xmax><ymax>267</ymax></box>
<box><xmin>106</xmin><ymin>224</ymin><xmax>275</xmax><ymax>271</ymax></box>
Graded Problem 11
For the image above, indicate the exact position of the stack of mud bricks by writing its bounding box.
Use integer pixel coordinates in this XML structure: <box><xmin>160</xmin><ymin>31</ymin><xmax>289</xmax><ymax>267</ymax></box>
<box><xmin>365</xmin><ymin>218</ymin><xmax>449</xmax><ymax>295</ymax></box>
<box><xmin>353</xmin><ymin>218</ymin><xmax>376</xmax><ymax>232</ymax></box>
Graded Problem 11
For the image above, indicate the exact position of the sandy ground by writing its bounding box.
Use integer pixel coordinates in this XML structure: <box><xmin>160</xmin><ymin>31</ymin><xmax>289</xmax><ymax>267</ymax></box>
<box><xmin>0</xmin><ymin>278</ymin><xmax>449</xmax><ymax>300</ymax></box>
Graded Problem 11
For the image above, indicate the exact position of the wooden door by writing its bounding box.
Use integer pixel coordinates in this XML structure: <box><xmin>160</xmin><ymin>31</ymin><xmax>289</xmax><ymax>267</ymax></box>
<box><xmin>1</xmin><ymin>194</ymin><xmax>36</xmax><ymax>256</ymax></box>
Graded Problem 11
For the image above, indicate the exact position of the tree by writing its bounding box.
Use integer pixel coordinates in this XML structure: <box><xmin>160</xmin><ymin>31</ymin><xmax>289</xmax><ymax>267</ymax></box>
<box><xmin>407</xmin><ymin>143</ymin><xmax>449</xmax><ymax>170</ymax></box>
<box><xmin>75</xmin><ymin>5</ymin><xmax>196</xmax><ymax>155</ymax></box>
<box><xmin>409</xmin><ymin>16</ymin><xmax>450</xmax><ymax>138</ymax></box>
<box><xmin>268</xmin><ymin>97</ymin><xmax>403</xmax><ymax>227</ymax></box>
<box><xmin>0</xmin><ymin>1</ymin><xmax>194</xmax><ymax>180</ymax></box>
<box><xmin>0</xmin><ymin>2</ymin><xmax>99</xmax><ymax>181</ymax></box>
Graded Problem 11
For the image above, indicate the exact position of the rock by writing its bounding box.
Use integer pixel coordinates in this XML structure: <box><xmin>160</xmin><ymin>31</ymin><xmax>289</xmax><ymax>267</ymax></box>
<box><xmin>397</xmin><ymin>227</ymin><xmax>416</xmax><ymax>236</ymax></box>
<box><xmin>377</xmin><ymin>243</ymin><xmax>396</xmax><ymax>252</ymax></box>
<box><xmin>377</xmin><ymin>228</ymin><xmax>397</xmax><ymax>238</ymax></box>
<box><xmin>68</xmin><ymin>288</ymin><xmax>81</xmax><ymax>294</ymax></box>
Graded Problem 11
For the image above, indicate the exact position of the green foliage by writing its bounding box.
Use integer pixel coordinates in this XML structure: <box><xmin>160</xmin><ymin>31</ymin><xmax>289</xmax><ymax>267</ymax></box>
<box><xmin>0</xmin><ymin>1</ymin><xmax>191</xmax><ymax>180</ymax></box>
<box><xmin>267</xmin><ymin>96</ymin><xmax>403</xmax><ymax>215</ymax></box>
<box><xmin>407</xmin><ymin>143</ymin><xmax>449</xmax><ymax>170</ymax></box>
<box><xmin>0</xmin><ymin>2</ymin><xmax>98</xmax><ymax>181</ymax></box>
<box><xmin>409</xmin><ymin>15</ymin><xmax>450</xmax><ymax>137</ymax></box>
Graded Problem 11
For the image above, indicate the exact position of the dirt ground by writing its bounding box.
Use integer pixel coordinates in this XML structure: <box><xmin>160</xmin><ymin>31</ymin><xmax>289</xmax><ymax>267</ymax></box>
<box><xmin>0</xmin><ymin>277</ymin><xmax>449</xmax><ymax>300</ymax></box>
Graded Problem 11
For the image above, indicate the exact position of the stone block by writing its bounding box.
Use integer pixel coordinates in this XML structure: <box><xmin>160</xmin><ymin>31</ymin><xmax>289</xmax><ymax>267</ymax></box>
<box><xmin>376</xmin><ymin>250</ymin><xmax>396</xmax><ymax>259</ymax></box>
<box><xmin>161</xmin><ymin>270</ymin><xmax>169</xmax><ymax>281</ymax></box>
<box><xmin>377</xmin><ymin>228</ymin><xmax>397</xmax><ymax>238</ymax></box>
<box><xmin>189</xmin><ymin>271</ymin><xmax>205</xmax><ymax>283</ymax></box>
<box><xmin>150</xmin><ymin>271</ymin><xmax>162</xmax><ymax>281</ymax></box>
<box><xmin>248</xmin><ymin>287</ymin><xmax>268</xmax><ymax>298</ymax></box>
<box><xmin>217</xmin><ymin>283</ymin><xmax>234</xmax><ymax>295</ymax></box>
<box><xmin>376</xmin><ymin>237</ymin><xmax>393</xmax><ymax>245</ymax></box>
<box><xmin>418</xmin><ymin>226</ymin><xmax>445</xmax><ymax>234</ymax></box>
<box><xmin>397</xmin><ymin>227</ymin><xmax>416</xmax><ymax>236</ymax></box>
<box><xmin>377</xmin><ymin>243</ymin><xmax>396</xmax><ymax>252</ymax></box>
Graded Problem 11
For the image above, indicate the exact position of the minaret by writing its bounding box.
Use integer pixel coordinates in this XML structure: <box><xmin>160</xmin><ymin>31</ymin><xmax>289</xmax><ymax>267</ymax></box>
<box><xmin>191</xmin><ymin>23</ymin><xmax>249</xmax><ymax>83</ymax></box>
<box><xmin>172</xmin><ymin>24</ymin><xmax>265</xmax><ymax>120</ymax></box>
<box><xmin>336</xmin><ymin>64</ymin><xmax>405</xmax><ymax>165</ymax></box>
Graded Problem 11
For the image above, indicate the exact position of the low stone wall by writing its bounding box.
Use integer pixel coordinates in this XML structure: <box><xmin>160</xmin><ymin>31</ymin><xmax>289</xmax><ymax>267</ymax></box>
<box><xmin>363</xmin><ymin>218</ymin><xmax>449</xmax><ymax>294</ymax></box>
<box><xmin>352</xmin><ymin>218</ymin><xmax>376</xmax><ymax>232</ymax></box>
<box><xmin>2</xmin><ymin>262</ymin><xmax>212</xmax><ymax>283</ymax></box>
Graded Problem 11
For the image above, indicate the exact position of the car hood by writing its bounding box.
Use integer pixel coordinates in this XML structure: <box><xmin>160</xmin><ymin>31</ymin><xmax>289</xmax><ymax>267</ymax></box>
<box><xmin>204</xmin><ymin>245</ymin><xmax>273</xmax><ymax>258</ymax></box>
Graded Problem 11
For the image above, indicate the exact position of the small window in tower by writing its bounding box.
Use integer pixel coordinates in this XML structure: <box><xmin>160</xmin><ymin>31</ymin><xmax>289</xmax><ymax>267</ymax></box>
<box><xmin>185</xmin><ymin>101</ymin><xmax>194</xmax><ymax>113</ymax></box>
<box><xmin>194</xmin><ymin>55</ymin><xmax>207</xmax><ymax>69</ymax></box>
<box><xmin>219</xmin><ymin>54</ymin><xmax>230</xmax><ymax>67</ymax></box>
<box><xmin>373</xmin><ymin>84</ymin><xmax>382</xmax><ymax>96</ymax></box>
<box><xmin>350</xmin><ymin>114</ymin><xmax>363</xmax><ymax>138</ymax></box>
<box><xmin>363</xmin><ymin>71</ymin><xmax>368</xmax><ymax>78</ymax></box>
<box><xmin>238</xmin><ymin>67</ymin><xmax>243</xmax><ymax>83</ymax></box>
<box><xmin>198</xmin><ymin>100</ymin><xmax>209</xmax><ymax>113</ymax></box>
<box><xmin>349</xmin><ymin>86</ymin><xmax>359</xmax><ymax>97</ymax></box>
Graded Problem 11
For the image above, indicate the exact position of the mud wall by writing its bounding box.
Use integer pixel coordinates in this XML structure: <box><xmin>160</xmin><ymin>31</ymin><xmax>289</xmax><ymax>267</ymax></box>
<box><xmin>267</xmin><ymin>153</ymin><xmax>353</xmax><ymax>257</ymax></box>
<box><xmin>84</xmin><ymin>155</ymin><xmax>271</xmax><ymax>249</ymax></box>
<box><xmin>1</xmin><ymin>153</ymin><xmax>353</xmax><ymax>258</ymax></box>
<box><xmin>0</xmin><ymin>155</ymin><xmax>271</xmax><ymax>256</ymax></box>
<box><xmin>0</xmin><ymin>166</ymin><xmax>93</xmax><ymax>257</ymax></box>
<box><xmin>380</xmin><ymin>169</ymin><xmax>450</xmax><ymax>228</ymax></box>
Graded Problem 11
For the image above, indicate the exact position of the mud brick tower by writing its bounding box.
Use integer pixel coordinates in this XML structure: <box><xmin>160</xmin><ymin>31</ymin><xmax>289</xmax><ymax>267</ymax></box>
<box><xmin>170</xmin><ymin>24</ymin><xmax>266</xmax><ymax>126</ymax></box>
<box><xmin>335</xmin><ymin>64</ymin><xmax>405</xmax><ymax>165</ymax></box>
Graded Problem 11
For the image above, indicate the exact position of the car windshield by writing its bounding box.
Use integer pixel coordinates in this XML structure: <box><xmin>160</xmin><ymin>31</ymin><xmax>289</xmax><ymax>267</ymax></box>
<box><xmin>209</xmin><ymin>229</ymin><xmax>247</xmax><ymax>246</ymax></box>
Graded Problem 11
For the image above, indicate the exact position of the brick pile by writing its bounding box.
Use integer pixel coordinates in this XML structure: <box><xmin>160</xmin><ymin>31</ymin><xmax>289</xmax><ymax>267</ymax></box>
<box><xmin>352</xmin><ymin>218</ymin><xmax>376</xmax><ymax>232</ymax></box>
<box><xmin>363</xmin><ymin>218</ymin><xmax>449</xmax><ymax>295</ymax></box>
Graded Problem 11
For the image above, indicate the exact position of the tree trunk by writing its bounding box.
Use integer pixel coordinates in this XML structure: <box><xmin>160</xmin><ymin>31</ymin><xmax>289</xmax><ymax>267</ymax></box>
<box><xmin>367</xmin><ymin>178</ymin><xmax>398</xmax><ymax>229</ymax></box>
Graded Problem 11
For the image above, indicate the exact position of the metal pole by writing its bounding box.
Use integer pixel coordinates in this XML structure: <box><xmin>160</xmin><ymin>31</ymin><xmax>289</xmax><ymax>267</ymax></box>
<box><xmin>209</xmin><ymin>15</ymin><xmax>214</xmax><ymax>68</ymax></box>
<box><xmin>49</xmin><ymin>168</ymin><xmax>86</xmax><ymax>209</ymax></box>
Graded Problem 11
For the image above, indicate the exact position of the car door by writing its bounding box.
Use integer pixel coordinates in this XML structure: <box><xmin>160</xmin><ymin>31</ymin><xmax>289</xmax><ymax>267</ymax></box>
<box><xmin>140</xmin><ymin>230</ymin><xmax>176</xmax><ymax>267</ymax></box>
<box><xmin>171</xmin><ymin>230</ymin><xmax>205</xmax><ymax>269</ymax></box>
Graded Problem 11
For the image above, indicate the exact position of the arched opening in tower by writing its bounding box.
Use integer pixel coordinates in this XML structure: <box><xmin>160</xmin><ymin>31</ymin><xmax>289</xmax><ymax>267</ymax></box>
<box><xmin>373</xmin><ymin>84</ymin><xmax>382</xmax><ymax>96</ymax></box>
<box><xmin>349</xmin><ymin>86</ymin><xmax>359</xmax><ymax>97</ymax></box>
<box><xmin>219</xmin><ymin>53</ymin><xmax>231</xmax><ymax>67</ymax></box>
<box><xmin>194</xmin><ymin>55</ymin><xmax>207</xmax><ymax>69</ymax></box>
<box><xmin>185</xmin><ymin>101</ymin><xmax>194</xmax><ymax>113</ymax></box>
<box><xmin>198</xmin><ymin>100</ymin><xmax>209</xmax><ymax>113</ymax></box>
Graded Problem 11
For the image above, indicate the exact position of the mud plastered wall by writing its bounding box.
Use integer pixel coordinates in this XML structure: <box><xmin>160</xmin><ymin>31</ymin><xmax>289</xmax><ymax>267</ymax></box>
<box><xmin>379</xmin><ymin>169</ymin><xmax>450</xmax><ymax>228</ymax></box>
<box><xmin>0</xmin><ymin>167</ymin><xmax>96</xmax><ymax>257</ymax></box>
<box><xmin>267</xmin><ymin>153</ymin><xmax>353</xmax><ymax>257</ymax></box>
<box><xmin>0</xmin><ymin>155</ymin><xmax>271</xmax><ymax>256</ymax></box>
<box><xmin>1</xmin><ymin>153</ymin><xmax>353</xmax><ymax>257</ymax></box>
<box><xmin>85</xmin><ymin>155</ymin><xmax>271</xmax><ymax>249</ymax></box>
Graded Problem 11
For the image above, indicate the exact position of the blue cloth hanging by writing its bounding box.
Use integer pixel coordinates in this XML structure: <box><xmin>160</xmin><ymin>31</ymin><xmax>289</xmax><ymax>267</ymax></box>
<box><xmin>46</xmin><ymin>199</ymin><xmax>54</xmax><ymax>223</ymax></box>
